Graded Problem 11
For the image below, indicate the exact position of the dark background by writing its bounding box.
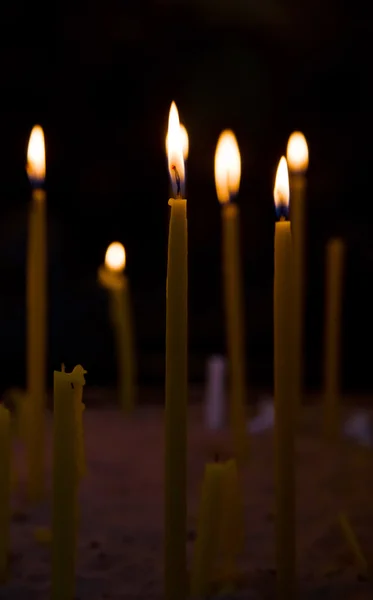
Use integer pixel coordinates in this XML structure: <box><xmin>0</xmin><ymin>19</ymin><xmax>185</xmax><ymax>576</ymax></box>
<box><xmin>0</xmin><ymin>2</ymin><xmax>372</xmax><ymax>394</ymax></box>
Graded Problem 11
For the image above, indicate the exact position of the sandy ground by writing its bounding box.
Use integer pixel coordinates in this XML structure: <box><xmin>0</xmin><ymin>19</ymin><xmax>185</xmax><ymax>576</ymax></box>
<box><xmin>3</xmin><ymin>404</ymin><xmax>373</xmax><ymax>599</ymax></box>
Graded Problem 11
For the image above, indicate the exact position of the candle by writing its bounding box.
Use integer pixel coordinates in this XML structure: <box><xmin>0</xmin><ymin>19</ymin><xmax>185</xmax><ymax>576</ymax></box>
<box><xmin>214</xmin><ymin>130</ymin><xmax>249</xmax><ymax>465</ymax></box>
<box><xmin>164</xmin><ymin>101</ymin><xmax>188</xmax><ymax>600</ymax></box>
<box><xmin>190</xmin><ymin>460</ymin><xmax>224</xmax><ymax>597</ymax></box>
<box><xmin>286</xmin><ymin>132</ymin><xmax>309</xmax><ymax>417</ymax></box>
<box><xmin>217</xmin><ymin>458</ymin><xmax>245</xmax><ymax>585</ymax></box>
<box><xmin>98</xmin><ymin>242</ymin><xmax>136</xmax><ymax>413</ymax></box>
<box><xmin>273</xmin><ymin>157</ymin><xmax>296</xmax><ymax>599</ymax></box>
<box><xmin>0</xmin><ymin>405</ymin><xmax>11</xmax><ymax>582</ymax></box>
<box><xmin>26</xmin><ymin>125</ymin><xmax>47</xmax><ymax>502</ymax></box>
<box><xmin>51</xmin><ymin>366</ymin><xmax>86</xmax><ymax>600</ymax></box>
<box><xmin>323</xmin><ymin>238</ymin><xmax>345</xmax><ymax>442</ymax></box>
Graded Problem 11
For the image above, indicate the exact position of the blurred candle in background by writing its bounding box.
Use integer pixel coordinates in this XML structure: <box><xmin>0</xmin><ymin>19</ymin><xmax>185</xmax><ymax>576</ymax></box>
<box><xmin>164</xmin><ymin>101</ymin><xmax>188</xmax><ymax>600</ymax></box>
<box><xmin>323</xmin><ymin>238</ymin><xmax>345</xmax><ymax>442</ymax></box>
<box><xmin>26</xmin><ymin>125</ymin><xmax>47</xmax><ymax>502</ymax></box>
<box><xmin>0</xmin><ymin>405</ymin><xmax>11</xmax><ymax>583</ymax></box>
<box><xmin>98</xmin><ymin>242</ymin><xmax>136</xmax><ymax>413</ymax></box>
<box><xmin>286</xmin><ymin>132</ymin><xmax>309</xmax><ymax>417</ymax></box>
<box><xmin>273</xmin><ymin>157</ymin><xmax>296</xmax><ymax>600</ymax></box>
<box><xmin>214</xmin><ymin>130</ymin><xmax>249</xmax><ymax>465</ymax></box>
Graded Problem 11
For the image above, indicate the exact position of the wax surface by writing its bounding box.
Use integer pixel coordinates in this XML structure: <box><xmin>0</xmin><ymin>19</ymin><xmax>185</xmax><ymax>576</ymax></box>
<box><xmin>165</xmin><ymin>198</ymin><xmax>188</xmax><ymax>600</ymax></box>
<box><xmin>274</xmin><ymin>220</ymin><xmax>296</xmax><ymax>600</ymax></box>
<box><xmin>222</xmin><ymin>203</ymin><xmax>249</xmax><ymax>464</ymax></box>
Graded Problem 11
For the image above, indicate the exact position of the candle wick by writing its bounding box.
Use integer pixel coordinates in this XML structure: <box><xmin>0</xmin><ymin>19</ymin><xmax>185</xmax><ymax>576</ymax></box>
<box><xmin>171</xmin><ymin>165</ymin><xmax>182</xmax><ymax>199</ymax></box>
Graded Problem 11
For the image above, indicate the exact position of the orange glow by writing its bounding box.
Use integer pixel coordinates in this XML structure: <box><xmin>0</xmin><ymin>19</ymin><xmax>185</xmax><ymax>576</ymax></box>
<box><xmin>274</xmin><ymin>157</ymin><xmax>290</xmax><ymax>212</ymax></box>
<box><xmin>166</xmin><ymin>123</ymin><xmax>188</xmax><ymax>161</ymax></box>
<box><xmin>167</xmin><ymin>102</ymin><xmax>185</xmax><ymax>196</ymax></box>
<box><xmin>214</xmin><ymin>130</ymin><xmax>241</xmax><ymax>204</ymax></box>
<box><xmin>105</xmin><ymin>242</ymin><xmax>126</xmax><ymax>272</ymax></box>
<box><xmin>27</xmin><ymin>125</ymin><xmax>46</xmax><ymax>182</ymax></box>
<box><xmin>286</xmin><ymin>131</ymin><xmax>309</xmax><ymax>172</ymax></box>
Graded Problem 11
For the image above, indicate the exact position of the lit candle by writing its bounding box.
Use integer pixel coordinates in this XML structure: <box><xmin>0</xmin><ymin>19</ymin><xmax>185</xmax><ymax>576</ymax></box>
<box><xmin>26</xmin><ymin>125</ymin><xmax>47</xmax><ymax>502</ymax></box>
<box><xmin>0</xmin><ymin>405</ymin><xmax>11</xmax><ymax>583</ymax></box>
<box><xmin>51</xmin><ymin>365</ymin><xmax>86</xmax><ymax>600</ymax></box>
<box><xmin>190</xmin><ymin>460</ymin><xmax>224</xmax><ymax>597</ymax></box>
<box><xmin>164</xmin><ymin>101</ymin><xmax>188</xmax><ymax>600</ymax></box>
<box><xmin>323</xmin><ymin>238</ymin><xmax>345</xmax><ymax>442</ymax></box>
<box><xmin>98</xmin><ymin>242</ymin><xmax>136</xmax><ymax>413</ymax></box>
<box><xmin>286</xmin><ymin>132</ymin><xmax>309</xmax><ymax>417</ymax></box>
<box><xmin>214</xmin><ymin>130</ymin><xmax>249</xmax><ymax>465</ymax></box>
<box><xmin>273</xmin><ymin>157</ymin><xmax>296</xmax><ymax>599</ymax></box>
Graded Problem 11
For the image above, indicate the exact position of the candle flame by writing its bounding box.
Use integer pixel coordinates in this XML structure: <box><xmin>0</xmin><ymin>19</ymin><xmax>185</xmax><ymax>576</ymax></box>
<box><xmin>286</xmin><ymin>131</ymin><xmax>309</xmax><ymax>173</ymax></box>
<box><xmin>166</xmin><ymin>123</ymin><xmax>189</xmax><ymax>161</ymax></box>
<box><xmin>167</xmin><ymin>102</ymin><xmax>185</xmax><ymax>197</ymax></box>
<box><xmin>214</xmin><ymin>130</ymin><xmax>241</xmax><ymax>204</ymax></box>
<box><xmin>274</xmin><ymin>157</ymin><xmax>290</xmax><ymax>218</ymax></box>
<box><xmin>105</xmin><ymin>242</ymin><xmax>126</xmax><ymax>272</ymax></box>
<box><xmin>27</xmin><ymin>125</ymin><xmax>46</xmax><ymax>184</ymax></box>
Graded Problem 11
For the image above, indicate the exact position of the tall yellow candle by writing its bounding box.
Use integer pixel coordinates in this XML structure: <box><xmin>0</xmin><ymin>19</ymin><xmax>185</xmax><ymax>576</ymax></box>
<box><xmin>98</xmin><ymin>242</ymin><xmax>136</xmax><ymax>413</ymax></box>
<box><xmin>286</xmin><ymin>132</ymin><xmax>309</xmax><ymax>417</ymax></box>
<box><xmin>190</xmin><ymin>460</ymin><xmax>224</xmax><ymax>597</ymax></box>
<box><xmin>323</xmin><ymin>238</ymin><xmax>345</xmax><ymax>442</ymax></box>
<box><xmin>26</xmin><ymin>125</ymin><xmax>47</xmax><ymax>502</ymax></box>
<box><xmin>164</xmin><ymin>101</ymin><xmax>188</xmax><ymax>600</ymax></box>
<box><xmin>51</xmin><ymin>366</ymin><xmax>86</xmax><ymax>600</ymax></box>
<box><xmin>214</xmin><ymin>130</ymin><xmax>249</xmax><ymax>465</ymax></box>
<box><xmin>0</xmin><ymin>405</ymin><xmax>11</xmax><ymax>583</ymax></box>
<box><xmin>273</xmin><ymin>157</ymin><xmax>296</xmax><ymax>600</ymax></box>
